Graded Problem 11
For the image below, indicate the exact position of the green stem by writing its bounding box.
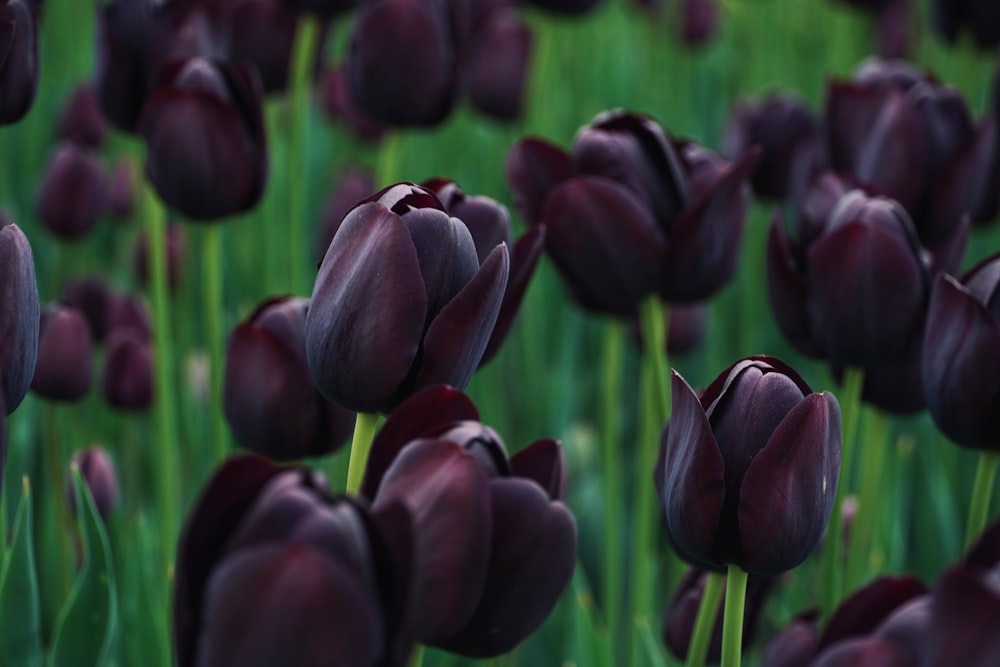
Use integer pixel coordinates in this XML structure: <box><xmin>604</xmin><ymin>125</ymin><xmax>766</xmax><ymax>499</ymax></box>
<box><xmin>720</xmin><ymin>566</ymin><xmax>748</xmax><ymax>667</ymax></box>
<box><xmin>145</xmin><ymin>184</ymin><xmax>182</xmax><ymax>566</ymax></box>
<box><xmin>345</xmin><ymin>413</ymin><xmax>380</xmax><ymax>495</ymax></box>
<box><xmin>203</xmin><ymin>225</ymin><xmax>228</xmax><ymax>466</ymax></box>
<box><xmin>376</xmin><ymin>131</ymin><xmax>402</xmax><ymax>188</ymax></box>
<box><xmin>263</xmin><ymin>100</ymin><xmax>284</xmax><ymax>295</ymax></box>
<box><xmin>821</xmin><ymin>366</ymin><xmax>864</xmax><ymax>614</ymax></box>
<box><xmin>844</xmin><ymin>408</ymin><xmax>889</xmax><ymax>591</ymax></box>
<box><xmin>966</xmin><ymin>451</ymin><xmax>1000</xmax><ymax>548</ymax></box>
<box><xmin>600</xmin><ymin>322</ymin><xmax>625</xmax><ymax>661</ymax></box>
<box><xmin>45</xmin><ymin>404</ymin><xmax>71</xmax><ymax>601</ymax></box>
<box><xmin>288</xmin><ymin>15</ymin><xmax>321</xmax><ymax>294</ymax></box>
<box><xmin>408</xmin><ymin>644</ymin><xmax>425</xmax><ymax>667</ymax></box>
<box><xmin>685</xmin><ymin>572</ymin><xmax>725</xmax><ymax>667</ymax></box>
<box><xmin>639</xmin><ymin>297</ymin><xmax>671</xmax><ymax>424</ymax></box>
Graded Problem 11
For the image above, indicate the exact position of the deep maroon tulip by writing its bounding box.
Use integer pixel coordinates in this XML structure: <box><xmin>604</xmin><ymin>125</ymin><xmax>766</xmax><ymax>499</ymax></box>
<box><xmin>320</xmin><ymin>65</ymin><xmax>385</xmax><ymax>142</ymax></box>
<box><xmin>922</xmin><ymin>255</ymin><xmax>1000</xmax><ymax>450</ymax></box>
<box><xmin>768</xmin><ymin>188</ymin><xmax>952</xmax><ymax>368</ymax></box>
<box><xmin>135</xmin><ymin>222</ymin><xmax>186</xmax><ymax>291</ymax></box>
<box><xmin>518</xmin><ymin>0</ymin><xmax>605</xmax><ymax>16</ymax></box>
<box><xmin>140</xmin><ymin>57</ymin><xmax>267</xmax><ymax>220</ymax></box>
<box><xmin>933</xmin><ymin>0</ymin><xmax>1000</xmax><ymax>49</ymax></box>
<box><xmin>657</xmin><ymin>356</ymin><xmax>841</xmax><ymax>576</ymax></box>
<box><xmin>56</xmin><ymin>84</ymin><xmax>108</xmax><ymax>147</ymax></box>
<box><xmin>877</xmin><ymin>0</ymin><xmax>910</xmax><ymax>58</ymax></box>
<box><xmin>759</xmin><ymin>612</ymin><xmax>819</xmax><ymax>667</ymax></box>
<box><xmin>0</xmin><ymin>0</ymin><xmax>38</xmax><ymax>124</ymax></box>
<box><xmin>102</xmin><ymin>327</ymin><xmax>153</xmax><ymax>411</ymax></box>
<box><xmin>36</xmin><ymin>142</ymin><xmax>108</xmax><ymax>241</ymax></box>
<box><xmin>67</xmin><ymin>446</ymin><xmax>120</xmax><ymax>519</ymax></box>
<box><xmin>107</xmin><ymin>292</ymin><xmax>152</xmax><ymax>336</ymax></box>
<box><xmin>666</xmin><ymin>302</ymin><xmax>707</xmax><ymax>356</ymax></box>
<box><xmin>106</xmin><ymin>158</ymin><xmax>136</xmax><ymax>221</ymax></box>
<box><xmin>348</xmin><ymin>0</ymin><xmax>457</xmax><ymax>127</ymax></box>
<box><xmin>359</xmin><ymin>385</ymin><xmax>577</xmax><ymax>657</ymax></box>
<box><xmin>224</xmin><ymin>297</ymin><xmax>355</xmax><ymax>461</ymax></box>
<box><xmin>315</xmin><ymin>168</ymin><xmax>376</xmax><ymax>263</ymax></box>
<box><xmin>463</xmin><ymin>8</ymin><xmax>532</xmax><ymax>122</ymax></box>
<box><xmin>174</xmin><ymin>455</ymin><xmax>415</xmax><ymax>667</ymax></box>
<box><xmin>305</xmin><ymin>183</ymin><xmax>509</xmax><ymax>413</ymax></box>
<box><xmin>280</xmin><ymin>0</ymin><xmax>359</xmax><ymax>17</ymax></box>
<box><xmin>31</xmin><ymin>304</ymin><xmax>93</xmax><ymax>402</ymax></box>
<box><xmin>833</xmin><ymin>358</ymin><xmax>926</xmax><ymax>415</ymax></box>
<box><xmin>722</xmin><ymin>93</ymin><xmax>818</xmax><ymax>200</ymax></box>
<box><xmin>226</xmin><ymin>0</ymin><xmax>299</xmax><ymax>94</ymax></box>
<box><xmin>505</xmin><ymin>136</ymin><xmax>573</xmax><ymax>226</ymax></box>
<box><xmin>0</xmin><ymin>221</ymin><xmax>39</xmax><ymax>414</ymax></box>
<box><xmin>424</xmin><ymin>178</ymin><xmax>544</xmax><ymax>365</ymax></box>
<box><xmin>679</xmin><ymin>0</ymin><xmax>718</xmax><ymax>47</ymax></box>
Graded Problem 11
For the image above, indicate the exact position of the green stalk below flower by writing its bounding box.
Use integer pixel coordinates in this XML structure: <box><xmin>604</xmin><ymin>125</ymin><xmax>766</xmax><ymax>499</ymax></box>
<box><xmin>345</xmin><ymin>412</ymin><xmax>380</xmax><ymax>495</ymax></box>
<box><xmin>685</xmin><ymin>572</ymin><xmax>725</xmax><ymax>667</ymax></box>
<box><xmin>966</xmin><ymin>450</ymin><xmax>1000</xmax><ymax>548</ymax></box>
<box><xmin>720</xmin><ymin>565</ymin><xmax>748</xmax><ymax>667</ymax></box>
<box><xmin>844</xmin><ymin>408</ymin><xmax>889</xmax><ymax>591</ymax></box>
<box><xmin>202</xmin><ymin>224</ymin><xmax>228</xmax><ymax>466</ymax></box>
<box><xmin>600</xmin><ymin>321</ymin><xmax>625</xmax><ymax>663</ymax></box>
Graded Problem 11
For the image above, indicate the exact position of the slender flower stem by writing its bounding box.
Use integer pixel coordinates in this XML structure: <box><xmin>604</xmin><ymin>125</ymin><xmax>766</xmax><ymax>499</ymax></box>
<box><xmin>408</xmin><ymin>645</ymin><xmax>425</xmax><ymax>667</ymax></box>
<box><xmin>821</xmin><ymin>366</ymin><xmax>864</xmax><ymax>613</ymax></box>
<box><xmin>287</xmin><ymin>15</ymin><xmax>321</xmax><ymax>294</ymax></box>
<box><xmin>845</xmin><ymin>408</ymin><xmax>889</xmax><ymax>591</ymax></box>
<box><xmin>45</xmin><ymin>404</ymin><xmax>71</xmax><ymax>601</ymax></box>
<box><xmin>376</xmin><ymin>131</ymin><xmax>402</xmax><ymax>188</ymax></box>
<box><xmin>966</xmin><ymin>450</ymin><xmax>1000</xmax><ymax>548</ymax></box>
<box><xmin>639</xmin><ymin>297</ymin><xmax>671</xmax><ymax>423</ymax></box>
<box><xmin>345</xmin><ymin>412</ymin><xmax>380</xmax><ymax>495</ymax></box>
<box><xmin>685</xmin><ymin>572</ymin><xmax>726</xmax><ymax>667</ymax></box>
<box><xmin>720</xmin><ymin>565</ymin><xmax>748</xmax><ymax>667</ymax></box>
<box><xmin>145</xmin><ymin>184</ymin><xmax>182</xmax><ymax>565</ymax></box>
<box><xmin>203</xmin><ymin>224</ymin><xmax>228</xmax><ymax>465</ymax></box>
<box><xmin>600</xmin><ymin>321</ymin><xmax>625</xmax><ymax>661</ymax></box>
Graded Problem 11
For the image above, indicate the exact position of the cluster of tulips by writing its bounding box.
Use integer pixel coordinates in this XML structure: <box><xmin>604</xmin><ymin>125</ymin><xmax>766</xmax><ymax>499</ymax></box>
<box><xmin>3</xmin><ymin>0</ymin><xmax>1000</xmax><ymax>666</ymax></box>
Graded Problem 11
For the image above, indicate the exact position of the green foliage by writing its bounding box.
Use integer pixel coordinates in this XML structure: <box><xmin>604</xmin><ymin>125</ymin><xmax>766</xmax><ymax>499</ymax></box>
<box><xmin>0</xmin><ymin>479</ymin><xmax>43</xmax><ymax>667</ymax></box>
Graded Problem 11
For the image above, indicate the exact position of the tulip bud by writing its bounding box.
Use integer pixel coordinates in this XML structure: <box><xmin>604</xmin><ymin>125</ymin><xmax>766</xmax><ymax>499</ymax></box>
<box><xmin>106</xmin><ymin>158</ymin><xmax>136</xmax><ymax>221</ymax></box>
<box><xmin>463</xmin><ymin>8</ymin><xmax>532</xmax><ymax>122</ymax></box>
<box><xmin>505</xmin><ymin>136</ymin><xmax>573</xmax><ymax>227</ymax></box>
<box><xmin>31</xmin><ymin>303</ymin><xmax>93</xmax><ymax>402</ymax></box>
<box><xmin>56</xmin><ymin>84</ymin><xmax>109</xmax><ymax>148</ymax></box>
<box><xmin>0</xmin><ymin>221</ymin><xmax>39</xmax><ymax>414</ymax></box>
<box><xmin>658</xmin><ymin>356</ymin><xmax>841</xmax><ymax>576</ymax></box>
<box><xmin>223</xmin><ymin>297</ymin><xmax>356</xmax><ymax>461</ymax></box>
<box><xmin>0</xmin><ymin>0</ymin><xmax>38</xmax><ymax>125</ymax></box>
<box><xmin>67</xmin><ymin>446</ymin><xmax>120</xmax><ymax>519</ymax></box>
<box><xmin>140</xmin><ymin>57</ymin><xmax>267</xmax><ymax>220</ymax></box>
<box><xmin>305</xmin><ymin>183</ymin><xmax>509</xmax><ymax>413</ymax></box>
<box><xmin>679</xmin><ymin>0</ymin><xmax>718</xmax><ymax>48</ymax></box>
<box><xmin>102</xmin><ymin>327</ymin><xmax>153</xmax><ymax>411</ymax></box>
<box><xmin>320</xmin><ymin>65</ymin><xmax>385</xmax><ymax>142</ymax></box>
<box><xmin>134</xmin><ymin>222</ymin><xmax>186</xmax><ymax>291</ymax></box>
<box><xmin>314</xmin><ymin>168</ymin><xmax>376</xmax><ymax>263</ymax></box>
<box><xmin>759</xmin><ymin>612</ymin><xmax>819</xmax><ymax>667</ymax></box>
<box><xmin>61</xmin><ymin>277</ymin><xmax>113</xmax><ymax>343</ymax></box>
<box><xmin>226</xmin><ymin>0</ymin><xmax>300</xmax><ymax>94</ymax></box>
<box><xmin>36</xmin><ymin>142</ymin><xmax>108</xmax><ymax>241</ymax></box>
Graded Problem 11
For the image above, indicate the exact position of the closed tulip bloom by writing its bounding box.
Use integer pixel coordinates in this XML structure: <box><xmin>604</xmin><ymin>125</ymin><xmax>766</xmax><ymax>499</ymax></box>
<box><xmin>359</xmin><ymin>385</ymin><xmax>577</xmax><ymax>657</ymax></box>
<box><xmin>348</xmin><ymin>0</ymin><xmax>457</xmax><ymax>127</ymax></box>
<box><xmin>134</xmin><ymin>222</ymin><xmax>186</xmax><ymax>291</ymax></box>
<box><xmin>0</xmin><ymin>0</ymin><xmax>38</xmax><ymax>124</ymax></box>
<box><xmin>62</xmin><ymin>277</ymin><xmax>114</xmax><ymax>341</ymax></box>
<box><xmin>225</xmin><ymin>0</ymin><xmax>300</xmax><ymax>94</ymax></box>
<box><xmin>305</xmin><ymin>183</ymin><xmax>509</xmax><ymax>413</ymax></box>
<box><xmin>36</xmin><ymin>142</ymin><xmax>108</xmax><ymax>241</ymax></box>
<box><xmin>56</xmin><ymin>84</ymin><xmax>109</xmax><ymax>147</ymax></box>
<box><xmin>102</xmin><ymin>327</ymin><xmax>153</xmax><ymax>411</ymax></box>
<box><xmin>106</xmin><ymin>158</ymin><xmax>136</xmax><ymax>220</ymax></box>
<box><xmin>31</xmin><ymin>304</ymin><xmax>93</xmax><ymax>402</ymax></box>
<box><xmin>759</xmin><ymin>612</ymin><xmax>819</xmax><ymax>667</ymax></box>
<box><xmin>140</xmin><ymin>57</ymin><xmax>267</xmax><ymax>220</ymax></box>
<box><xmin>679</xmin><ymin>0</ymin><xmax>718</xmax><ymax>47</ymax></box>
<box><xmin>320</xmin><ymin>65</ymin><xmax>385</xmax><ymax>142</ymax></box>
<box><xmin>174</xmin><ymin>456</ymin><xmax>415</xmax><ymax>667</ymax></box>
<box><xmin>505</xmin><ymin>136</ymin><xmax>573</xmax><ymax>227</ymax></box>
<box><xmin>923</xmin><ymin>255</ymin><xmax>1000</xmax><ymax>450</ymax></box>
<box><xmin>67</xmin><ymin>446</ymin><xmax>120</xmax><ymax>518</ymax></box>
<box><xmin>224</xmin><ymin>297</ymin><xmax>355</xmax><ymax>461</ymax></box>
<box><xmin>0</xmin><ymin>221</ymin><xmax>39</xmax><ymax>414</ymax></box>
<box><xmin>463</xmin><ymin>8</ymin><xmax>532</xmax><ymax>122</ymax></box>
<box><xmin>658</xmin><ymin>356</ymin><xmax>841</xmax><ymax>576</ymax></box>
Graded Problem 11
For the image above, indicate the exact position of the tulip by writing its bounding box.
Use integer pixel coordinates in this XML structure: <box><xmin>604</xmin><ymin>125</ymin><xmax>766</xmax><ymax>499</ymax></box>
<box><xmin>359</xmin><ymin>385</ymin><xmax>577</xmax><ymax>657</ymax></box>
<box><xmin>922</xmin><ymin>255</ymin><xmax>1000</xmax><ymax>450</ymax></box>
<box><xmin>36</xmin><ymin>142</ymin><xmax>108</xmax><ymax>241</ymax></box>
<box><xmin>505</xmin><ymin>136</ymin><xmax>573</xmax><ymax>227</ymax></box>
<box><xmin>759</xmin><ymin>612</ymin><xmax>819</xmax><ymax>667</ymax></box>
<box><xmin>31</xmin><ymin>303</ymin><xmax>93</xmax><ymax>402</ymax></box>
<box><xmin>225</xmin><ymin>0</ymin><xmax>300</xmax><ymax>94</ymax></box>
<box><xmin>933</xmin><ymin>0</ymin><xmax>1000</xmax><ymax>49</ymax></box>
<box><xmin>279</xmin><ymin>0</ymin><xmax>359</xmax><ymax>18</ymax></box>
<box><xmin>140</xmin><ymin>57</ymin><xmax>267</xmax><ymax>220</ymax></box>
<box><xmin>223</xmin><ymin>297</ymin><xmax>356</xmax><ymax>461</ymax></box>
<box><xmin>56</xmin><ymin>84</ymin><xmax>109</xmax><ymax>147</ymax></box>
<box><xmin>67</xmin><ymin>446</ymin><xmax>120</xmax><ymax>519</ymax></box>
<box><xmin>314</xmin><ymin>168</ymin><xmax>376</xmax><ymax>263</ymax></box>
<box><xmin>106</xmin><ymin>158</ymin><xmax>136</xmax><ymax>221</ymax></box>
<box><xmin>102</xmin><ymin>327</ymin><xmax>153</xmax><ymax>411</ymax></box>
<box><xmin>0</xmin><ymin>221</ymin><xmax>39</xmax><ymax>414</ymax></box>
<box><xmin>347</xmin><ymin>0</ymin><xmax>457</xmax><ymax>127</ymax></box>
<box><xmin>463</xmin><ymin>8</ymin><xmax>532</xmax><ymax>122</ymax></box>
<box><xmin>0</xmin><ymin>0</ymin><xmax>38</xmax><ymax>125</ymax></box>
<box><xmin>320</xmin><ymin>65</ymin><xmax>385</xmax><ymax>142</ymax></box>
<box><xmin>679</xmin><ymin>0</ymin><xmax>718</xmax><ymax>47</ymax></box>
<box><xmin>134</xmin><ymin>222</ymin><xmax>186</xmax><ymax>291</ymax></box>
<box><xmin>305</xmin><ymin>183</ymin><xmax>509</xmax><ymax>413</ymax></box>
<box><xmin>657</xmin><ymin>356</ymin><xmax>841</xmax><ymax>576</ymax></box>
<box><xmin>174</xmin><ymin>455</ymin><xmax>415</xmax><ymax>667</ymax></box>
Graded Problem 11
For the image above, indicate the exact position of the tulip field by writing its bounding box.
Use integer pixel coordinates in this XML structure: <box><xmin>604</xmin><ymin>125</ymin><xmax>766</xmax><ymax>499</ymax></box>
<box><xmin>3</xmin><ymin>0</ymin><xmax>1000</xmax><ymax>665</ymax></box>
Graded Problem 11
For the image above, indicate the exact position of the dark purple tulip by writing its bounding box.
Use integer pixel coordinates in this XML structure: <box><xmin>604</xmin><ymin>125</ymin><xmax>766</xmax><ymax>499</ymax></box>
<box><xmin>225</xmin><ymin>0</ymin><xmax>300</xmax><ymax>94</ymax></box>
<box><xmin>63</xmin><ymin>277</ymin><xmax>138</xmax><ymax>342</ymax></box>
<box><xmin>423</xmin><ymin>178</ymin><xmax>544</xmax><ymax>365</ymax></box>
<box><xmin>505</xmin><ymin>136</ymin><xmax>573</xmax><ymax>226</ymax></box>
<box><xmin>657</xmin><ymin>356</ymin><xmax>841</xmax><ymax>576</ymax></box>
<box><xmin>174</xmin><ymin>455</ymin><xmax>415</xmax><ymax>667</ymax></box>
<box><xmin>819</xmin><ymin>576</ymin><xmax>928</xmax><ymax>650</ymax></box>
<box><xmin>56</xmin><ymin>84</ymin><xmax>109</xmax><ymax>147</ymax></box>
<box><xmin>67</xmin><ymin>446</ymin><xmax>120</xmax><ymax>519</ymax></box>
<box><xmin>463</xmin><ymin>8</ymin><xmax>532</xmax><ymax>122</ymax></box>
<box><xmin>922</xmin><ymin>256</ymin><xmax>1000</xmax><ymax>450</ymax></box>
<box><xmin>348</xmin><ymin>0</ymin><xmax>457</xmax><ymax>127</ymax></box>
<box><xmin>279</xmin><ymin>0</ymin><xmax>359</xmax><ymax>18</ymax></box>
<box><xmin>767</xmin><ymin>189</ymin><xmax>946</xmax><ymax>367</ymax></box>
<box><xmin>140</xmin><ymin>57</ymin><xmax>267</xmax><ymax>220</ymax></box>
<box><xmin>666</xmin><ymin>302</ymin><xmax>707</xmax><ymax>356</ymax></box>
<box><xmin>0</xmin><ymin>221</ymin><xmax>38</xmax><ymax>414</ymax></box>
<box><xmin>833</xmin><ymin>358</ymin><xmax>926</xmax><ymax>415</ymax></box>
<box><xmin>106</xmin><ymin>158</ymin><xmax>136</xmax><ymax>221</ymax></box>
<box><xmin>315</xmin><ymin>168</ymin><xmax>376</xmax><ymax>263</ymax></box>
<box><xmin>224</xmin><ymin>297</ymin><xmax>355</xmax><ymax>461</ymax></box>
<box><xmin>679</xmin><ymin>0</ymin><xmax>718</xmax><ymax>47</ymax></box>
<box><xmin>877</xmin><ymin>0</ymin><xmax>910</xmax><ymax>59</ymax></box>
<box><xmin>320</xmin><ymin>65</ymin><xmax>385</xmax><ymax>142</ymax></box>
<box><xmin>518</xmin><ymin>0</ymin><xmax>605</xmax><ymax>16</ymax></box>
<box><xmin>305</xmin><ymin>183</ymin><xmax>509</xmax><ymax>413</ymax></box>
<box><xmin>36</xmin><ymin>142</ymin><xmax>108</xmax><ymax>241</ymax></box>
<box><xmin>0</xmin><ymin>0</ymin><xmax>38</xmax><ymax>124</ymax></box>
<box><xmin>759</xmin><ymin>612</ymin><xmax>819</xmax><ymax>667</ymax></box>
<box><xmin>722</xmin><ymin>93</ymin><xmax>818</xmax><ymax>200</ymax></box>
<box><xmin>135</xmin><ymin>222</ymin><xmax>186</xmax><ymax>291</ymax></box>
<box><xmin>933</xmin><ymin>0</ymin><xmax>1000</xmax><ymax>49</ymax></box>
<box><xmin>31</xmin><ymin>304</ymin><xmax>93</xmax><ymax>402</ymax></box>
<box><xmin>102</xmin><ymin>327</ymin><xmax>153</xmax><ymax>411</ymax></box>
<box><xmin>359</xmin><ymin>385</ymin><xmax>577</xmax><ymax>657</ymax></box>
<box><xmin>107</xmin><ymin>291</ymin><xmax>152</xmax><ymax>337</ymax></box>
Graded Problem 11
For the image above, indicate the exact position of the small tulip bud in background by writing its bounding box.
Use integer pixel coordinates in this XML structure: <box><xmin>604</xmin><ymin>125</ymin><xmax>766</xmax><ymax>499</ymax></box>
<box><xmin>0</xmin><ymin>0</ymin><xmax>38</xmax><ymax>125</ymax></box>
<box><xmin>56</xmin><ymin>84</ymin><xmax>109</xmax><ymax>148</ymax></box>
<box><xmin>36</xmin><ymin>141</ymin><xmax>108</xmax><ymax>241</ymax></box>
<box><xmin>0</xmin><ymin>220</ymin><xmax>39</xmax><ymax>414</ymax></box>
<box><xmin>31</xmin><ymin>303</ymin><xmax>93</xmax><ymax>402</ymax></box>
<box><xmin>67</xmin><ymin>446</ymin><xmax>120</xmax><ymax>519</ymax></box>
<box><xmin>463</xmin><ymin>8</ymin><xmax>532</xmax><ymax>122</ymax></box>
<box><xmin>134</xmin><ymin>223</ymin><xmax>186</xmax><ymax>291</ymax></box>
<box><xmin>225</xmin><ymin>0</ymin><xmax>300</xmax><ymax>95</ymax></box>
<box><xmin>106</xmin><ymin>158</ymin><xmax>136</xmax><ymax>221</ymax></box>
<box><xmin>102</xmin><ymin>327</ymin><xmax>153</xmax><ymax>411</ymax></box>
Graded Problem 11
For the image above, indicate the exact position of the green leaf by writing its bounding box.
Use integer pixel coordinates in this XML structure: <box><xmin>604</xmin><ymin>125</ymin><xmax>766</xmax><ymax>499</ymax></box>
<box><xmin>0</xmin><ymin>477</ymin><xmax>43</xmax><ymax>667</ymax></box>
<box><xmin>48</xmin><ymin>470</ymin><xmax>119</xmax><ymax>667</ymax></box>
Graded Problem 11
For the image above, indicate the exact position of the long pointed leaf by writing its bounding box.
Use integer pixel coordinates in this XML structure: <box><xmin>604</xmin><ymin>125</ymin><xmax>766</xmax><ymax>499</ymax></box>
<box><xmin>0</xmin><ymin>477</ymin><xmax>42</xmax><ymax>667</ymax></box>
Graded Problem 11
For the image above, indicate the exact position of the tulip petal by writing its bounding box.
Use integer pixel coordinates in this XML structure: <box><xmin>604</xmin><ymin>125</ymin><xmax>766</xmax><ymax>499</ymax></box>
<box><xmin>928</xmin><ymin>567</ymin><xmax>1000</xmax><ymax>667</ymax></box>
<box><xmin>373</xmin><ymin>439</ymin><xmax>492</xmax><ymax>642</ymax></box>
<box><xmin>738</xmin><ymin>392</ymin><xmax>841</xmax><ymax>576</ymax></box>
<box><xmin>368</xmin><ymin>500</ymin><xmax>417</xmax><ymax>667</ymax></box>
<box><xmin>818</xmin><ymin>575</ymin><xmax>927</xmax><ymax>650</ymax></box>
<box><xmin>505</xmin><ymin>137</ymin><xmax>572</xmax><ymax>227</ymax></box>
<box><xmin>480</xmin><ymin>224</ymin><xmax>545</xmax><ymax>365</ymax></box>
<box><xmin>660</xmin><ymin>370</ymin><xmax>726</xmax><ymax>571</ymax></box>
<box><xmin>759</xmin><ymin>612</ymin><xmax>819</xmax><ymax>667</ymax></box>
<box><xmin>964</xmin><ymin>517</ymin><xmax>1000</xmax><ymax>569</ymax></box>
<box><xmin>0</xmin><ymin>223</ymin><xmax>38</xmax><ymax>414</ymax></box>
<box><xmin>811</xmin><ymin>637</ymin><xmax>905</xmax><ymax>667</ymax></box>
<box><xmin>923</xmin><ymin>273</ymin><xmax>1000</xmax><ymax>450</ymax></box>
<box><xmin>400</xmin><ymin>208</ymin><xmax>479</xmax><ymax>319</ymax></box>
<box><xmin>196</xmin><ymin>544</ymin><xmax>385</xmax><ymax>667</ymax></box>
<box><xmin>434</xmin><ymin>478</ymin><xmax>577</xmax><ymax>657</ymax></box>
<box><xmin>766</xmin><ymin>215</ymin><xmax>817</xmax><ymax>358</ymax></box>
<box><xmin>510</xmin><ymin>438</ymin><xmax>565</xmax><ymax>500</ymax></box>
<box><xmin>854</xmin><ymin>90</ymin><xmax>927</xmax><ymax>214</ymax></box>
<box><xmin>413</xmin><ymin>243</ymin><xmax>509</xmax><ymax>398</ymax></box>
<box><xmin>306</xmin><ymin>203</ymin><xmax>428</xmax><ymax>413</ymax></box>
